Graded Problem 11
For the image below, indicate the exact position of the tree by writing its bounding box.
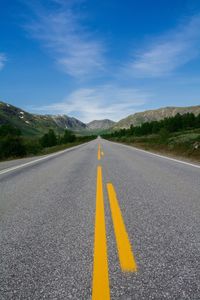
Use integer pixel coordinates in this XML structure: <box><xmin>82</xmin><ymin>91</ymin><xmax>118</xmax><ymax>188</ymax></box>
<box><xmin>152</xmin><ymin>121</ymin><xmax>160</xmax><ymax>134</ymax></box>
<box><xmin>159</xmin><ymin>128</ymin><xmax>169</xmax><ymax>143</ymax></box>
<box><xmin>0</xmin><ymin>136</ymin><xmax>26</xmax><ymax>158</ymax></box>
<box><xmin>62</xmin><ymin>130</ymin><xmax>76</xmax><ymax>143</ymax></box>
<box><xmin>40</xmin><ymin>129</ymin><xmax>57</xmax><ymax>147</ymax></box>
<box><xmin>195</xmin><ymin>114</ymin><xmax>200</xmax><ymax>128</ymax></box>
<box><xmin>0</xmin><ymin>124</ymin><xmax>26</xmax><ymax>159</ymax></box>
<box><xmin>0</xmin><ymin>124</ymin><xmax>21</xmax><ymax>137</ymax></box>
<box><xmin>182</xmin><ymin>113</ymin><xmax>195</xmax><ymax>129</ymax></box>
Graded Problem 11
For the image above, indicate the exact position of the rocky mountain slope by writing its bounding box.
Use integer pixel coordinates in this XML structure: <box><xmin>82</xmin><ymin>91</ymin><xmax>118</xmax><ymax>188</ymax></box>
<box><xmin>0</xmin><ymin>101</ymin><xmax>114</xmax><ymax>135</ymax></box>
<box><xmin>87</xmin><ymin>119</ymin><xmax>115</xmax><ymax>130</ymax></box>
<box><xmin>0</xmin><ymin>101</ymin><xmax>86</xmax><ymax>136</ymax></box>
<box><xmin>115</xmin><ymin>106</ymin><xmax>200</xmax><ymax>129</ymax></box>
<box><xmin>51</xmin><ymin>115</ymin><xmax>86</xmax><ymax>130</ymax></box>
<box><xmin>1</xmin><ymin>101</ymin><xmax>200</xmax><ymax>135</ymax></box>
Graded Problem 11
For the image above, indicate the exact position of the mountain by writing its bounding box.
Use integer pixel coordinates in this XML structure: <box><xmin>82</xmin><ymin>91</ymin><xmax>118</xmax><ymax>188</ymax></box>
<box><xmin>0</xmin><ymin>101</ymin><xmax>114</xmax><ymax>136</ymax></box>
<box><xmin>115</xmin><ymin>106</ymin><xmax>200</xmax><ymax>129</ymax></box>
<box><xmin>0</xmin><ymin>101</ymin><xmax>86</xmax><ymax>136</ymax></box>
<box><xmin>87</xmin><ymin>119</ymin><xmax>115</xmax><ymax>130</ymax></box>
<box><xmin>51</xmin><ymin>115</ymin><xmax>86</xmax><ymax>130</ymax></box>
<box><xmin>1</xmin><ymin>101</ymin><xmax>200</xmax><ymax>136</ymax></box>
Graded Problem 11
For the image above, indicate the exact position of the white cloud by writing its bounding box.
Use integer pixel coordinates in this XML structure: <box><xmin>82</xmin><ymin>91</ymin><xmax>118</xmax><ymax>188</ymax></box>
<box><xmin>0</xmin><ymin>53</ymin><xmax>6</xmax><ymax>70</ymax></box>
<box><xmin>127</xmin><ymin>15</ymin><xmax>200</xmax><ymax>77</ymax></box>
<box><xmin>29</xmin><ymin>85</ymin><xmax>150</xmax><ymax>122</ymax></box>
<box><xmin>25</xmin><ymin>1</ymin><xmax>105</xmax><ymax>78</ymax></box>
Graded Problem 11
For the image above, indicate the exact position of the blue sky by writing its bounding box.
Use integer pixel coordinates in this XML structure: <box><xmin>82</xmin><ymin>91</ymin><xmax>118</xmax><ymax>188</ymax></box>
<box><xmin>1</xmin><ymin>0</ymin><xmax>200</xmax><ymax>122</ymax></box>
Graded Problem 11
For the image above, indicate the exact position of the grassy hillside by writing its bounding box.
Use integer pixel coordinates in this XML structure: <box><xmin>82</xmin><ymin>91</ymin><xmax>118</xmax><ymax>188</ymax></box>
<box><xmin>0</xmin><ymin>123</ymin><xmax>96</xmax><ymax>161</ymax></box>
<box><xmin>87</xmin><ymin>119</ymin><xmax>115</xmax><ymax>130</ymax></box>
<box><xmin>107</xmin><ymin>129</ymin><xmax>200</xmax><ymax>162</ymax></box>
<box><xmin>115</xmin><ymin>106</ymin><xmax>200</xmax><ymax>129</ymax></box>
<box><xmin>0</xmin><ymin>102</ymin><xmax>62</xmax><ymax>136</ymax></box>
<box><xmin>0</xmin><ymin>101</ymin><xmax>116</xmax><ymax>137</ymax></box>
<box><xmin>103</xmin><ymin>112</ymin><xmax>200</xmax><ymax>162</ymax></box>
<box><xmin>0</xmin><ymin>101</ymin><xmax>86</xmax><ymax>136</ymax></box>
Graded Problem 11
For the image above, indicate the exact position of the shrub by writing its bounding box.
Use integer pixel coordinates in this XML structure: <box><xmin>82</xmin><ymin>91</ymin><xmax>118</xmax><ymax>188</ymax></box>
<box><xmin>0</xmin><ymin>124</ymin><xmax>21</xmax><ymax>137</ymax></box>
<box><xmin>40</xmin><ymin>129</ymin><xmax>57</xmax><ymax>147</ymax></box>
<box><xmin>62</xmin><ymin>130</ymin><xmax>76</xmax><ymax>143</ymax></box>
<box><xmin>159</xmin><ymin>128</ymin><xmax>170</xmax><ymax>143</ymax></box>
<box><xmin>0</xmin><ymin>136</ymin><xmax>26</xmax><ymax>158</ymax></box>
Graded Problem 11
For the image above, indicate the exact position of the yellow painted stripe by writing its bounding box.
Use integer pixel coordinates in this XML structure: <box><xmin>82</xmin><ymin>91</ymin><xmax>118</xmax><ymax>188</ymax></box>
<box><xmin>101</xmin><ymin>151</ymin><xmax>104</xmax><ymax>156</ymax></box>
<box><xmin>92</xmin><ymin>166</ymin><xmax>110</xmax><ymax>300</ymax></box>
<box><xmin>107</xmin><ymin>183</ymin><xmax>137</xmax><ymax>272</ymax></box>
<box><xmin>97</xmin><ymin>144</ymin><xmax>101</xmax><ymax>160</ymax></box>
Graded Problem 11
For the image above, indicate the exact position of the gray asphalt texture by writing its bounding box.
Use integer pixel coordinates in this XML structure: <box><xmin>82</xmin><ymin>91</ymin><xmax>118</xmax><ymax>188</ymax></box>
<box><xmin>0</xmin><ymin>138</ymin><xmax>200</xmax><ymax>299</ymax></box>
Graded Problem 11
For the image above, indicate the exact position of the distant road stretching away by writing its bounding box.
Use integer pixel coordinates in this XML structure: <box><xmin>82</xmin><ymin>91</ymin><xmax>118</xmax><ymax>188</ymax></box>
<box><xmin>0</xmin><ymin>138</ymin><xmax>200</xmax><ymax>299</ymax></box>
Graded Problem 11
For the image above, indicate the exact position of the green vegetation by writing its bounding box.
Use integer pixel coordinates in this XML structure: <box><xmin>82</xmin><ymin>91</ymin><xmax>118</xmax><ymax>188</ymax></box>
<box><xmin>0</xmin><ymin>125</ymin><xmax>96</xmax><ymax>160</ymax></box>
<box><xmin>103</xmin><ymin>113</ymin><xmax>200</xmax><ymax>162</ymax></box>
<box><xmin>61</xmin><ymin>129</ymin><xmax>76</xmax><ymax>143</ymax></box>
<box><xmin>114</xmin><ymin>105</ymin><xmax>200</xmax><ymax>129</ymax></box>
<box><xmin>0</xmin><ymin>101</ymin><xmax>86</xmax><ymax>137</ymax></box>
<box><xmin>40</xmin><ymin>129</ymin><xmax>58</xmax><ymax>147</ymax></box>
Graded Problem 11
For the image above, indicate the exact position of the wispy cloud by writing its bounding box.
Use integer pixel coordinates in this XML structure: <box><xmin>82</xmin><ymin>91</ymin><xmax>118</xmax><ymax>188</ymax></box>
<box><xmin>25</xmin><ymin>0</ymin><xmax>105</xmax><ymax>78</ymax></box>
<box><xmin>0</xmin><ymin>53</ymin><xmax>6</xmax><ymax>70</ymax></box>
<box><xmin>126</xmin><ymin>15</ymin><xmax>200</xmax><ymax>77</ymax></box>
<box><xmin>28</xmin><ymin>85</ymin><xmax>150</xmax><ymax>122</ymax></box>
<box><xmin>22</xmin><ymin>4</ymin><xmax>200</xmax><ymax>121</ymax></box>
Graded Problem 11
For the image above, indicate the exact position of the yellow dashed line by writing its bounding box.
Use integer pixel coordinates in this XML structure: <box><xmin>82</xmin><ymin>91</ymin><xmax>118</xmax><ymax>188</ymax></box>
<box><xmin>97</xmin><ymin>144</ymin><xmax>101</xmax><ymax>160</ymax></box>
<box><xmin>92</xmin><ymin>166</ymin><xmax>110</xmax><ymax>300</ymax></box>
<box><xmin>107</xmin><ymin>183</ymin><xmax>137</xmax><ymax>272</ymax></box>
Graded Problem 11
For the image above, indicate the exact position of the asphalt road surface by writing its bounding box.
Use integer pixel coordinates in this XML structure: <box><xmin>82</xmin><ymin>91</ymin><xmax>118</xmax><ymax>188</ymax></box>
<box><xmin>0</xmin><ymin>138</ymin><xmax>200</xmax><ymax>299</ymax></box>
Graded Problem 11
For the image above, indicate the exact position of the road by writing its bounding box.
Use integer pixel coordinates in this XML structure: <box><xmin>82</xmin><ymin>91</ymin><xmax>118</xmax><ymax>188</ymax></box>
<box><xmin>0</xmin><ymin>138</ymin><xmax>200</xmax><ymax>299</ymax></box>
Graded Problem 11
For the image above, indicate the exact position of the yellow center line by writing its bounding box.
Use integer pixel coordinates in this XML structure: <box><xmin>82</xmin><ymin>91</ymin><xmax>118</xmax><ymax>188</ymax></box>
<box><xmin>92</xmin><ymin>166</ymin><xmax>110</xmax><ymax>300</ymax></box>
<box><xmin>97</xmin><ymin>144</ymin><xmax>101</xmax><ymax>160</ymax></box>
<box><xmin>107</xmin><ymin>183</ymin><xmax>137</xmax><ymax>272</ymax></box>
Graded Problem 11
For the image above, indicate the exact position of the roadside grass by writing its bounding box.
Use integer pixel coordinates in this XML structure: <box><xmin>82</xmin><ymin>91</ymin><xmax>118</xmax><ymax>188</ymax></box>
<box><xmin>0</xmin><ymin>139</ymin><xmax>92</xmax><ymax>162</ymax></box>
<box><xmin>40</xmin><ymin>141</ymin><xmax>87</xmax><ymax>155</ymax></box>
<box><xmin>107</xmin><ymin>129</ymin><xmax>200</xmax><ymax>163</ymax></box>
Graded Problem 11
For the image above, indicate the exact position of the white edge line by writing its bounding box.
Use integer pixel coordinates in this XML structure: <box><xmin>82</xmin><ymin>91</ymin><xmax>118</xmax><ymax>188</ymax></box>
<box><xmin>0</xmin><ymin>142</ymin><xmax>88</xmax><ymax>176</ymax></box>
<box><xmin>107</xmin><ymin>140</ymin><xmax>200</xmax><ymax>169</ymax></box>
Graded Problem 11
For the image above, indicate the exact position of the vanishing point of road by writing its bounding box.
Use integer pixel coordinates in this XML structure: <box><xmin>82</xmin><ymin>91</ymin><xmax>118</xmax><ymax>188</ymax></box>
<box><xmin>0</xmin><ymin>138</ymin><xmax>200</xmax><ymax>299</ymax></box>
